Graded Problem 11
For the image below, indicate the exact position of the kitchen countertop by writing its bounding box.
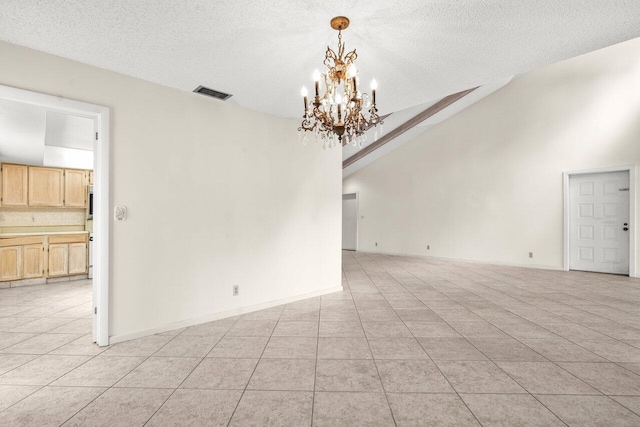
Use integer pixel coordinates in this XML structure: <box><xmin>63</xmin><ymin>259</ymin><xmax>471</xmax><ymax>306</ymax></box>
<box><xmin>0</xmin><ymin>231</ymin><xmax>89</xmax><ymax>238</ymax></box>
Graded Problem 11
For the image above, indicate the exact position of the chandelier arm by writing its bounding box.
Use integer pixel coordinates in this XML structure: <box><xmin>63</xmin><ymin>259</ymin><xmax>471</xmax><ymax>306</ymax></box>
<box><xmin>313</xmin><ymin>108</ymin><xmax>335</xmax><ymax>132</ymax></box>
<box><xmin>298</xmin><ymin>119</ymin><xmax>316</xmax><ymax>132</ymax></box>
<box><xmin>344</xmin><ymin>50</ymin><xmax>357</xmax><ymax>67</ymax></box>
<box><xmin>324</xmin><ymin>47</ymin><xmax>337</xmax><ymax>69</ymax></box>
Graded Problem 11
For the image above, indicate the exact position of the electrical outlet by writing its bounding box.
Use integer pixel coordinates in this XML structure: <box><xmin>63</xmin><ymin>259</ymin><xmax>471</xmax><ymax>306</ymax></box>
<box><xmin>529</xmin><ymin>252</ymin><xmax>533</xmax><ymax>258</ymax></box>
<box><xmin>233</xmin><ymin>285</ymin><xmax>239</xmax><ymax>296</ymax></box>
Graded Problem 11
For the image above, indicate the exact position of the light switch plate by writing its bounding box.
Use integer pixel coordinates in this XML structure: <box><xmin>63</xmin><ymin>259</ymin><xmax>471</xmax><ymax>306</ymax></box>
<box><xmin>114</xmin><ymin>206</ymin><xmax>127</xmax><ymax>221</ymax></box>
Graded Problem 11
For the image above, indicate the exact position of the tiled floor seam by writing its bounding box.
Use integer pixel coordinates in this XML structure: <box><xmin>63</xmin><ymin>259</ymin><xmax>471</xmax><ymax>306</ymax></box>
<box><xmin>310</xmin><ymin>307</ymin><xmax>321</xmax><ymax>427</ymax></box>
<box><xmin>223</xmin><ymin>314</ymin><xmax>279</xmax><ymax>427</ymax></box>
<box><xmin>380</xmin><ymin>253</ymin><xmax>622</xmax><ymax>399</ymax></box>
<box><xmin>362</xmin><ymin>254</ymin><xmax>570</xmax><ymax>426</ymax></box>
<box><xmin>49</xmin><ymin>331</ymin><xmax>156</xmax><ymax>425</ymax></box>
<box><xmin>348</xmin><ymin>272</ymin><xmax>398</xmax><ymax>427</ymax></box>
<box><xmin>140</xmin><ymin>313</ymin><xmax>245</xmax><ymax>426</ymax></box>
<box><xmin>375</xmin><ymin>253</ymin><xmax>640</xmax><ymax>421</ymax></box>
<box><xmin>0</xmin><ymin>345</ymin><xmax>108</xmax><ymax>418</ymax></box>
<box><xmin>351</xmin><ymin>255</ymin><xmax>479</xmax><ymax>427</ymax></box>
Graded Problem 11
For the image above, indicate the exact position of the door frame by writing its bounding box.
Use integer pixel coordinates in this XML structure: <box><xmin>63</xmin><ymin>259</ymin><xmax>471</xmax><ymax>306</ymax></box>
<box><xmin>0</xmin><ymin>84</ymin><xmax>111</xmax><ymax>345</ymax></box>
<box><xmin>563</xmin><ymin>165</ymin><xmax>636</xmax><ymax>277</ymax></box>
<box><xmin>342</xmin><ymin>192</ymin><xmax>359</xmax><ymax>251</ymax></box>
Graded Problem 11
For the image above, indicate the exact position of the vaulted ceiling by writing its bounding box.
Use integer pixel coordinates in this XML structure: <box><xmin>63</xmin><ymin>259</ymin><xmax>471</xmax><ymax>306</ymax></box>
<box><xmin>1</xmin><ymin>1</ymin><xmax>639</xmax><ymax>121</ymax></box>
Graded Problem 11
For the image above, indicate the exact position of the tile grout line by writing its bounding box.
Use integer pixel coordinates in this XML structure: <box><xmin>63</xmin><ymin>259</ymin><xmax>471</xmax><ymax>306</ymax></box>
<box><xmin>310</xmin><ymin>300</ymin><xmax>321</xmax><ymax>427</ymax></box>
<box><xmin>379</xmin><ymin>252</ymin><xmax>640</xmax><ymax>422</ymax></box>
<box><xmin>347</xmin><ymin>262</ymin><xmax>398</xmax><ymax>427</ymax></box>
<box><xmin>371</xmin><ymin>253</ymin><xmax>572</xmax><ymax>425</ymax></box>
<box><xmin>0</xmin><ymin>311</ymin><xmax>116</xmax><ymax>418</ymax></box>
<box><xmin>225</xmin><ymin>312</ymin><xmax>279</xmax><ymax>426</ymax></box>
<box><xmin>352</xmin><ymin>252</ymin><xmax>483</xmax><ymax>427</ymax></box>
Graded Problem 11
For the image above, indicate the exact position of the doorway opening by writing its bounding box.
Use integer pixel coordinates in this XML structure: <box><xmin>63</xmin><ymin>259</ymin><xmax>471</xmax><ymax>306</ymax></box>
<box><xmin>0</xmin><ymin>84</ymin><xmax>111</xmax><ymax>345</ymax></box>
<box><xmin>342</xmin><ymin>193</ymin><xmax>358</xmax><ymax>251</ymax></box>
<box><xmin>564</xmin><ymin>166</ymin><xmax>636</xmax><ymax>277</ymax></box>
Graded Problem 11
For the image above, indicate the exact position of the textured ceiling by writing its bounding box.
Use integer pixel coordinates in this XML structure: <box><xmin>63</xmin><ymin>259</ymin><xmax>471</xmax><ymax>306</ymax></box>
<box><xmin>1</xmin><ymin>1</ymin><xmax>639</xmax><ymax>119</ymax></box>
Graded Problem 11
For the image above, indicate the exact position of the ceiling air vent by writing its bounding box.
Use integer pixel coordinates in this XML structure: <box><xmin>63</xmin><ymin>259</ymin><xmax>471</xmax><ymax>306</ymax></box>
<box><xmin>193</xmin><ymin>85</ymin><xmax>232</xmax><ymax>101</ymax></box>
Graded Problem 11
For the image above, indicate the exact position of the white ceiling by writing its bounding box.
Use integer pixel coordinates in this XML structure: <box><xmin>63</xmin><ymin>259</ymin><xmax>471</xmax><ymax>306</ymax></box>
<box><xmin>0</xmin><ymin>1</ymin><xmax>638</xmax><ymax>121</ymax></box>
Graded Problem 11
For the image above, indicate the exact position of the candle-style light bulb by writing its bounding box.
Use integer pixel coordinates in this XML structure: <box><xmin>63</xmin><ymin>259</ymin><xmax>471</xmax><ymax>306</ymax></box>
<box><xmin>301</xmin><ymin>86</ymin><xmax>308</xmax><ymax>112</ymax></box>
<box><xmin>347</xmin><ymin>63</ymin><xmax>358</xmax><ymax>78</ymax></box>
<box><xmin>313</xmin><ymin>69</ymin><xmax>321</xmax><ymax>97</ymax></box>
<box><xmin>335</xmin><ymin>93</ymin><xmax>342</xmax><ymax>105</ymax></box>
<box><xmin>370</xmin><ymin>79</ymin><xmax>377</xmax><ymax>104</ymax></box>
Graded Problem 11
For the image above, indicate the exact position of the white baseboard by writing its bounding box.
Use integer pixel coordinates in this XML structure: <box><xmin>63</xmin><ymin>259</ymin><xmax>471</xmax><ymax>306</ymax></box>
<box><xmin>108</xmin><ymin>285</ymin><xmax>344</xmax><ymax>345</ymax></box>
<box><xmin>361</xmin><ymin>249</ymin><xmax>564</xmax><ymax>271</ymax></box>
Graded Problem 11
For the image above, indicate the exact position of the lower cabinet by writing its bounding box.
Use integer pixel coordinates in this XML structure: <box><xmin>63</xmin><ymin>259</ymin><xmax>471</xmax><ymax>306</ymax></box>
<box><xmin>23</xmin><ymin>244</ymin><xmax>44</xmax><ymax>279</ymax></box>
<box><xmin>48</xmin><ymin>235</ymin><xmax>88</xmax><ymax>278</ymax></box>
<box><xmin>48</xmin><ymin>243</ymin><xmax>69</xmax><ymax>277</ymax></box>
<box><xmin>68</xmin><ymin>243</ymin><xmax>88</xmax><ymax>275</ymax></box>
<box><xmin>0</xmin><ymin>234</ymin><xmax>87</xmax><ymax>282</ymax></box>
<box><xmin>0</xmin><ymin>246</ymin><xmax>22</xmax><ymax>282</ymax></box>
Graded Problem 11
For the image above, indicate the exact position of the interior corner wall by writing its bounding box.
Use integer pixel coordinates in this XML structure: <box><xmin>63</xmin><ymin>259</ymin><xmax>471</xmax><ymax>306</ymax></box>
<box><xmin>343</xmin><ymin>37</ymin><xmax>640</xmax><ymax>274</ymax></box>
<box><xmin>0</xmin><ymin>40</ymin><xmax>342</xmax><ymax>340</ymax></box>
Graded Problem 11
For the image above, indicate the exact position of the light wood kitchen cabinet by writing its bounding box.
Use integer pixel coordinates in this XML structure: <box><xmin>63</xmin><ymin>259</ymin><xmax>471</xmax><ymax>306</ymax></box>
<box><xmin>0</xmin><ymin>234</ymin><xmax>87</xmax><ymax>282</ymax></box>
<box><xmin>29</xmin><ymin>166</ymin><xmax>64</xmax><ymax>207</ymax></box>
<box><xmin>64</xmin><ymin>169</ymin><xmax>87</xmax><ymax>207</ymax></box>
<box><xmin>68</xmin><ymin>243</ymin><xmax>88</xmax><ymax>275</ymax></box>
<box><xmin>0</xmin><ymin>246</ymin><xmax>22</xmax><ymax>282</ymax></box>
<box><xmin>88</xmin><ymin>170</ymin><xmax>94</xmax><ymax>185</ymax></box>
<box><xmin>48</xmin><ymin>243</ymin><xmax>69</xmax><ymax>277</ymax></box>
<box><xmin>1</xmin><ymin>164</ymin><xmax>28</xmax><ymax>206</ymax></box>
<box><xmin>0</xmin><ymin>236</ymin><xmax>45</xmax><ymax>282</ymax></box>
<box><xmin>48</xmin><ymin>234</ymin><xmax>88</xmax><ymax>277</ymax></box>
<box><xmin>23</xmin><ymin>244</ymin><xmax>44</xmax><ymax>279</ymax></box>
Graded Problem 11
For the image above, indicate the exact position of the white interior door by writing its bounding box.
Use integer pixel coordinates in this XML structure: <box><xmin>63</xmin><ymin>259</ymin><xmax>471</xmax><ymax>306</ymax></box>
<box><xmin>570</xmin><ymin>171</ymin><xmax>630</xmax><ymax>274</ymax></box>
<box><xmin>342</xmin><ymin>193</ymin><xmax>358</xmax><ymax>251</ymax></box>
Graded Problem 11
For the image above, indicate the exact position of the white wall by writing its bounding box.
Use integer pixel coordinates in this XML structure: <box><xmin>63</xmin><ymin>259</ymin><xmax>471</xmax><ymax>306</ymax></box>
<box><xmin>343</xmin><ymin>37</ymin><xmax>640</xmax><ymax>274</ymax></box>
<box><xmin>342</xmin><ymin>194</ymin><xmax>358</xmax><ymax>250</ymax></box>
<box><xmin>44</xmin><ymin>110</ymin><xmax>94</xmax><ymax>169</ymax></box>
<box><xmin>0</xmin><ymin>98</ymin><xmax>94</xmax><ymax>169</ymax></box>
<box><xmin>45</xmin><ymin>110</ymin><xmax>94</xmax><ymax>151</ymax></box>
<box><xmin>43</xmin><ymin>145</ymin><xmax>93</xmax><ymax>169</ymax></box>
<box><xmin>0</xmin><ymin>40</ymin><xmax>342</xmax><ymax>340</ymax></box>
<box><xmin>0</xmin><ymin>98</ymin><xmax>46</xmax><ymax>164</ymax></box>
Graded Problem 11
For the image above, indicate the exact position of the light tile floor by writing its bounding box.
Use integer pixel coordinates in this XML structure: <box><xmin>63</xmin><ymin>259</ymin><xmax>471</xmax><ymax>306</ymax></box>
<box><xmin>2</xmin><ymin>252</ymin><xmax>640</xmax><ymax>425</ymax></box>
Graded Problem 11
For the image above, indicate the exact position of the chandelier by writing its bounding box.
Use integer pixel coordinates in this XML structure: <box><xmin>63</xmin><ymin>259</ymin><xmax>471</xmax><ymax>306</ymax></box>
<box><xmin>298</xmin><ymin>16</ymin><xmax>383</xmax><ymax>149</ymax></box>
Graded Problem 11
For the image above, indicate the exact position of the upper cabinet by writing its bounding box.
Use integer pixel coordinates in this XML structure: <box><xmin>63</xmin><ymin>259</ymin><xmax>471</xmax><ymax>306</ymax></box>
<box><xmin>28</xmin><ymin>166</ymin><xmax>64</xmax><ymax>207</ymax></box>
<box><xmin>0</xmin><ymin>163</ymin><xmax>92</xmax><ymax>208</ymax></box>
<box><xmin>1</xmin><ymin>164</ymin><xmax>28</xmax><ymax>206</ymax></box>
<box><xmin>64</xmin><ymin>169</ymin><xmax>87</xmax><ymax>207</ymax></box>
